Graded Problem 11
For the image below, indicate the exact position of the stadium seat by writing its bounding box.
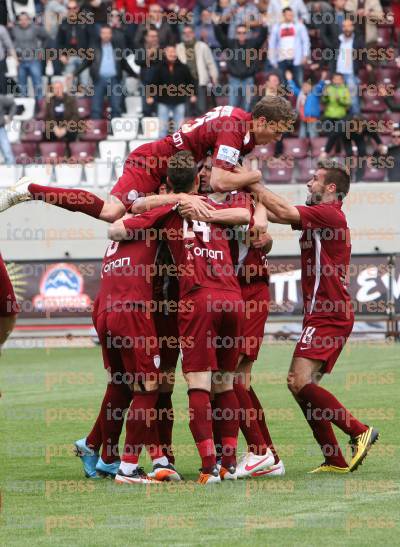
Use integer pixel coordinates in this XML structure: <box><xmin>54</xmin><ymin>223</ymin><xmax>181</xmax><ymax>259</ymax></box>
<box><xmin>125</xmin><ymin>77</ymin><xmax>140</xmax><ymax>96</ymax></box>
<box><xmin>377</xmin><ymin>26</ymin><xmax>393</xmax><ymax>47</ymax></box>
<box><xmin>84</xmin><ymin>160</ymin><xmax>112</xmax><ymax>187</ymax></box>
<box><xmin>247</xmin><ymin>143</ymin><xmax>276</xmax><ymax>171</ymax></box>
<box><xmin>55</xmin><ymin>163</ymin><xmax>84</xmax><ymax>186</ymax></box>
<box><xmin>69</xmin><ymin>141</ymin><xmax>97</xmax><ymax>163</ymax></box>
<box><xmin>98</xmin><ymin>140</ymin><xmax>127</xmax><ymax>161</ymax></box>
<box><xmin>283</xmin><ymin>138</ymin><xmax>309</xmax><ymax>159</ymax></box>
<box><xmin>35</xmin><ymin>98</ymin><xmax>47</xmax><ymax>120</ymax></box>
<box><xmin>5</xmin><ymin>119</ymin><xmax>21</xmax><ymax>144</ymax></box>
<box><xmin>21</xmin><ymin>120</ymin><xmax>45</xmax><ymax>142</ymax></box>
<box><xmin>38</xmin><ymin>142</ymin><xmax>67</xmax><ymax>163</ymax></box>
<box><xmin>375</xmin><ymin>67</ymin><xmax>399</xmax><ymax>86</ymax></box>
<box><xmin>14</xmin><ymin>98</ymin><xmax>35</xmax><ymax>121</ymax></box>
<box><xmin>109</xmin><ymin>117</ymin><xmax>139</xmax><ymax>141</ymax></box>
<box><xmin>266</xmin><ymin>164</ymin><xmax>294</xmax><ymax>183</ymax></box>
<box><xmin>295</xmin><ymin>158</ymin><xmax>317</xmax><ymax>182</ymax></box>
<box><xmin>310</xmin><ymin>137</ymin><xmax>327</xmax><ymax>157</ymax></box>
<box><xmin>382</xmin><ymin>112</ymin><xmax>400</xmax><ymax>132</ymax></box>
<box><xmin>76</xmin><ymin>98</ymin><xmax>92</xmax><ymax>119</ymax></box>
<box><xmin>81</xmin><ymin>120</ymin><xmax>108</xmax><ymax>142</ymax></box>
<box><xmin>361</xmin><ymin>96</ymin><xmax>387</xmax><ymax>113</ymax></box>
<box><xmin>24</xmin><ymin>163</ymin><xmax>54</xmax><ymax>184</ymax></box>
<box><xmin>11</xmin><ymin>143</ymin><xmax>37</xmax><ymax>164</ymax></box>
<box><xmin>361</xmin><ymin>166</ymin><xmax>386</xmax><ymax>182</ymax></box>
<box><xmin>0</xmin><ymin>165</ymin><xmax>23</xmax><ymax>187</ymax></box>
<box><xmin>141</xmin><ymin>117</ymin><xmax>160</xmax><ymax>139</ymax></box>
<box><xmin>125</xmin><ymin>96</ymin><xmax>142</xmax><ymax>116</ymax></box>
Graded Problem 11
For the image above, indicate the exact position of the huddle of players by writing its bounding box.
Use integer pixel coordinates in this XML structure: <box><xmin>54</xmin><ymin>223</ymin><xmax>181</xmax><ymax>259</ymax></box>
<box><xmin>1</xmin><ymin>94</ymin><xmax>379</xmax><ymax>481</ymax></box>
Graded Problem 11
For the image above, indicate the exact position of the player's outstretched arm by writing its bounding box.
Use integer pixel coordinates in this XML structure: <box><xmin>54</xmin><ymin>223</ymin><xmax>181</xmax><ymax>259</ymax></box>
<box><xmin>250</xmin><ymin>182</ymin><xmax>301</xmax><ymax>225</ymax></box>
<box><xmin>131</xmin><ymin>193</ymin><xmax>215</xmax><ymax>218</ymax></box>
<box><xmin>181</xmin><ymin>207</ymin><xmax>251</xmax><ymax>226</ymax></box>
<box><xmin>210</xmin><ymin>165</ymin><xmax>262</xmax><ymax>193</ymax></box>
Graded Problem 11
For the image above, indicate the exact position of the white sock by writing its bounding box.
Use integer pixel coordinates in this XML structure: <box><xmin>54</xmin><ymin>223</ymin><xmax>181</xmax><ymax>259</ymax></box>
<box><xmin>152</xmin><ymin>456</ymin><xmax>169</xmax><ymax>467</ymax></box>
<box><xmin>120</xmin><ymin>461</ymin><xmax>138</xmax><ymax>474</ymax></box>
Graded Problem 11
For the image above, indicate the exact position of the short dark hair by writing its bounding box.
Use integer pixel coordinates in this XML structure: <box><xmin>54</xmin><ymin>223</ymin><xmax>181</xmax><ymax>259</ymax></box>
<box><xmin>317</xmin><ymin>159</ymin><xmax>350</xmax><ymax>200</ymax></box>
<box><xmin>252</xmin><ymin>96</ymin><xmax>297</xmax><ymax>126</ymax></box>
<box><xmin>167</xmin><ymin>151</ymin><xmax>198</xmax><ymax>193</ymax></box>
<box><xmin>282</xmin><ymin>7</ymin><xmax>293</xmax><ymax>13</ymax></box>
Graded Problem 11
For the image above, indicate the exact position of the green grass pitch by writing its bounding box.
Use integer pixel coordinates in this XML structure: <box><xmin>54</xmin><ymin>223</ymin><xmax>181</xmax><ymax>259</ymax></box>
<box><xmin>0</xmin><ymin>341</ymin><xmax>398</xmax><ymax>546</ymax></box>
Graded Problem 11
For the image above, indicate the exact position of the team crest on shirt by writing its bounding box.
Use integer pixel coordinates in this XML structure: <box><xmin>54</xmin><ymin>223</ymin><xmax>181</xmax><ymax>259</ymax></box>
<box><xmin>33</xmin><ymin>263</ymin><xmax>91</xmax><ymax>312</ymax></box>
<box><xmin>216</xmin><ymin>145</ymin><xmax>240</xmax><ymax>165</ymax></box>
<box><xmin>127</xmin><ymin>189</ymin><xmax>139</xmax><ymax>202</ymax></box>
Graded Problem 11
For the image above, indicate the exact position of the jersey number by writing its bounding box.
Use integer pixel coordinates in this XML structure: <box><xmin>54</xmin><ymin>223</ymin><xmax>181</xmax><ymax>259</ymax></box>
<box><xmin>183</xmin><ymin>219</ymin><xmax>211</xmax><ymax>243</ymax></box>
<box><xmin>177</xmin><ymin>106</ymin><xmax>233</xmax><ymax>135</ymax></box>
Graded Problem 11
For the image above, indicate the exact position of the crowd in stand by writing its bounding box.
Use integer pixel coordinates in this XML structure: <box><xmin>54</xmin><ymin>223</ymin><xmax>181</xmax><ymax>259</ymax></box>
<box><xmin>0</xmin><ymin>0</ymin><xmax>399</xmax><ymax>181</ymax></box>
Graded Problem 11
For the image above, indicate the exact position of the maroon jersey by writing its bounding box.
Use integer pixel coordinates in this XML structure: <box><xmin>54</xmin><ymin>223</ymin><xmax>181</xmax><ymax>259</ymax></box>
<box><xmin>123</xmin><ymin>199</ymin><xmax>247</xmax><ymax>299</ymax></box>
<box><xmin>293</xmin><ymin>201</ymin><xmax>353</xmax><ymax>318</ymax></box>
<box><xmin>97</xmin><ymin>236</ymin><xmax>160</xmax><ymax>314</ymax></box>
<box><xmin>113</xmin><ymin>107</ymin><xmax>255</xmax><ymax>202</ymax></box>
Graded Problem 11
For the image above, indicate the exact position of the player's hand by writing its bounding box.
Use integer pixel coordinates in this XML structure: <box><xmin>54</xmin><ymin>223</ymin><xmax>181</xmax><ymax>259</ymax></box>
<box><xmin>251</xmin><ymin>231</ymin><xmax>272</xmax><ymax>250</ymax></box>
<box><xmin>234</xmin><ymin>163</ymin><xmax>262</xmax><ymax>183</ymax></box>
<box><xmin>178</xmin><ymin>194</ymin><xmax>215</xmax><ymax>220</ymax></box>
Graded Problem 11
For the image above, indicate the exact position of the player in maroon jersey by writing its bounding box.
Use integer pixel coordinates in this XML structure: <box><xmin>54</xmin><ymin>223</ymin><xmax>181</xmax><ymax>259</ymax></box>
<box><xmin>182</xmin><ymin>156</ymin><xmax>284</xmax><ymax>478</ymax></box>
<box><xmin>0</xmin><ymin>97</ymin><xmax>296</xmax><ymax>220</ymax></box>
<box><xmin>249</xmin><ymin>160</ymin><xmax>379</xmax><ymax>473</ymax></box>
<box><xmin>109</xmin><ymin>151</ymin><xmax>254</xmax><ymax>484</ymax></box>
<box><xmin>75</xmin><ymin>213</ymin><xmax>187</xmax><ymax>483</ymax></box>
<box><xmin>0</xmin><ymin>254</ymin><xmax>18</xmax><ymax>353</ymax></box>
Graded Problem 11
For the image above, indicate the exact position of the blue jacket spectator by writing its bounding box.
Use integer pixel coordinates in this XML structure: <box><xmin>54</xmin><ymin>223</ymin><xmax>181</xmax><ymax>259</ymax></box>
<box><xmin>287</xmin><ymin>70</ymin><xmax>327</xmax><ymax>138</ymax></box>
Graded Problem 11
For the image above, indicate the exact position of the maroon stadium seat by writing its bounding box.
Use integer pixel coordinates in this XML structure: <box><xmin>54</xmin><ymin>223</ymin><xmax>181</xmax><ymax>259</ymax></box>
<box><xmin>266</xmin><ymin>164</ymin><xmax>294</xmax><ymax>183</ymax></box>
<box><xmin>35</xmin><ymin>98</ymin><xmax>47</xmax><ymax>120</ymax></box>
<box><xmin>283</xmin><ymin>137</ymin><xmax>309</xmax><ymax>159</ymax></box>
<box><xmin>69</xmin><ymin>141</ymin><xmax>97</xmax><ymax>163</ymax></box>
<box><xmin>361</xmin><ymin>166</ymin><xmax>386</xmax><ymax>182</ymax></box>
<box><xmin>255</xmin><ymin>72</ymin><xmax>268</xmax><ymax>86</ymax></box>
<box><xmin>377</xmin><ymin>26</ymin><xmax>393</xmax><ymax>47</ymax></box>
<box><xmin>81</xmin><ymin>120</ymin><xmax>108</xmax><ymax>141</ymax></box>
<box><xmin>295</xmin><ymin>158</ymin><xmax>317</xmax><ymax>182</ymax></box>
<box><xmin>76</xmin><ymin>98</ymin><xmax>92</xmax><ymax>119</ymax></box>
<box><xmin>310</xmin><ymin>136</ymin><xmax>327</xmax><ymax>157</ymax></box>
<box><xmin>248</xmin><ymin>143</ymin><xmax>276</xmax><ymax>171</ymax></box>
<box><xmin>20</xmin><ymin>120</ymin><xmax>45</xmax><ymax>142</ymax></box>
<box><xmin>361</xmin><ymin>96</ymin><xmax>387</xmax><ymax>113</ymax></box>
<box><xmin>11</xmin><ymin>143</ymin><xmax>37</xmax><ymax>164</ymax></box>
<box><xmin>382</xmin><ymin>112</ymin><xmax>400</xmax><ymax>132</ymax></box>
<box><xmin>38</xmin><ymin>142</ymin><xmax>67</xmax><ymax>163</ymax></box>
<box><xmin>375</xmin><ymin>67</ymin><xmax>399</xmax><ymax>86</ymax></box>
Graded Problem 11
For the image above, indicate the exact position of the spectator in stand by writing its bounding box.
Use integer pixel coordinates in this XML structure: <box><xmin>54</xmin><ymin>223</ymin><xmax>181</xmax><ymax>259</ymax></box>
<box><xmin>380</xmin><ymin>84</ymin><xmax>400</xmax><ymax>111</ymax></box>
<box><xmin>115</xmin><ymin>0</ymin><xmax>152</xmax><ymax>25</ymax></box>
<box><xmin>6</xmin><ymin>0</ymin><xmax>36</xmax><ymax>22</ymax></box>
<box><xmin>196</xmin><ymin>9</ymin><xmax>220</xmax><ymax>51</ymax></box>
<box><xmin>332</xmin><ymin>18</ymin><xmax>367</xmax><ymax>114</ymax></box>
<box><xmin>264</xmin><ymin>72</ymin><xmax>282</xmax><ymax>96</ymax></box>
<box><xmin>135</xmin><ymin>28</ymin><xmax>161</xmax><ymax>117</ymax></box>
<box><xmin>176</xmin><ymin>24</ymin><xmax>218</xmax><ymax>116</ymax></box>
<box><xmin>158</xmin><ymin>0</ymin><xmax>196</xmax><ymax>22</ymax></box>
<box><xmin>81</xmin><ymin>0</ymin><xmax>112</xmax><ymax>41</ymax></box>
<box><xmin>147</xmin><ymin>44</ymin><xmax>194</xmax><ymax>137</ymax></box>
<box><xmin>345</xmin><ymin>0</ymin><xmax>383</xmax><ymax>45</ymax></box>
<box><xmin>267</xmin><ymin>0</ymin><xmax>309</xmax><ymax>28</ymax></box>
<box><xmin>319</xmin><ymin>0</ymin><xmax>350</xmax><ymax>47</ymax></box>
<box><xmin>345</xmin><ymin>114</ymin><xmax>386</xmax><ymax>180</ymax></box>
<box><xmin>268</xmin><ymin>7</ymin><xmax>310</xmax><ymax>87</ymax></box>
<box><xmin>11</xmin><ymin>12</ymin><xmax>48</xmax><ymax>99</ymax></box>
<box><xmin>286</xmin><ymin>69</ymin><xmax>327</xmax><ymax>138</ymax></box>
<box><xmin>0</xmin><ymin>25</ymin><xmax>17</xmax><ymax>94</ymax></box>
<box><xmin>44</xmin><ymin>0</ymin><xmax>68</xmax><ymax>41</ymax></box>
<box><xmin>219</xmin><ymin>0</ymin><xmax>260</xmax><ymax>39</ymax></box>
<box><xmin>57</xmin><ymin>1</ymin><xmax>90</xmax><ymax>87</ymax></box>
<box><xmin>75</xmin><ymin>25</ymin><xmax>138</xmax><ymax>119</ymax></box>
<box><xmin>43</xmin><ymin>80</ymin><xmax>81</xmax><ymax>143</ymax></box>
<box><xmin>320</xmin><ymin>72</ymin><xmax>352</xmax><ymax>158</ymax></box>
<box><xmin>386</xmin><ymin>128</ymin><xmax>400</xmax><ymax>182</ymax></box>
<box><xmin>134</xmin><ymin>4</ymin><xmax>176</xmax><ymax>48</ymax></box>
<box><xmin>0</xmin><ymin>95</ymin><xmax>16</xmax><ymax>165</ymax></box>
<box><xmin>213</xmin><ymin>20</ymin><xmax>268</xmax><ymax>111</ymax></box>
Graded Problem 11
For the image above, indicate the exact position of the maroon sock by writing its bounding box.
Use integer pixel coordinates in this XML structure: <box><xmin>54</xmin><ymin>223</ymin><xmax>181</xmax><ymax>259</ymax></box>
<box><xmin>299</xmin><ymin>384</ymin><xmax>368</xmax><ymax>437</ymax></box>
<box><xmin>214</xmin><ymin>390</ymin><xmax>239</xmax><ymax>468</ymax></box>
<box><xmin>156</xmin><ymin>392</ymin><xmax>175</xmax><ymax>464</ymax></box>
<box><xmin>96</xmin><ymin>382</ymin><xmax>132</xmax><ymax>463</ymax></box>
<box><xmin>28</xmin><ymin>183</ymin><xmax>104</xmax><ymax>219</ymax></box>
<box><xmin>188</xmin><ymin>389</ymin><xmax>216</xmax><ymax>473</ymax></box>
<box><xmin>122</xmin><ymin>391</ymin><xmax>159</xmax><ymax>463</ymax></box>
<box><xmin>297</xmin><ymin>399</ymin><xmax>348</xmax><ymax>468</ymax></box>
<box><xmin>86</xmin><ymin>416</ymin><xmax>102</xmax><ymax>452</ymax></box>
<box><xmin>211</xmin><ymin>398</ymin><xmax>223</xmax><ymax>460</ymax></box>
<box><xmin>234</xmin><ymin>382</ymin><xmax>267</xmax><ymax>455</ymax></box>
<box><xmin>249</xmin><ymin>387</ymin><xmax>280</xmax><ymax>464</ymax></box>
